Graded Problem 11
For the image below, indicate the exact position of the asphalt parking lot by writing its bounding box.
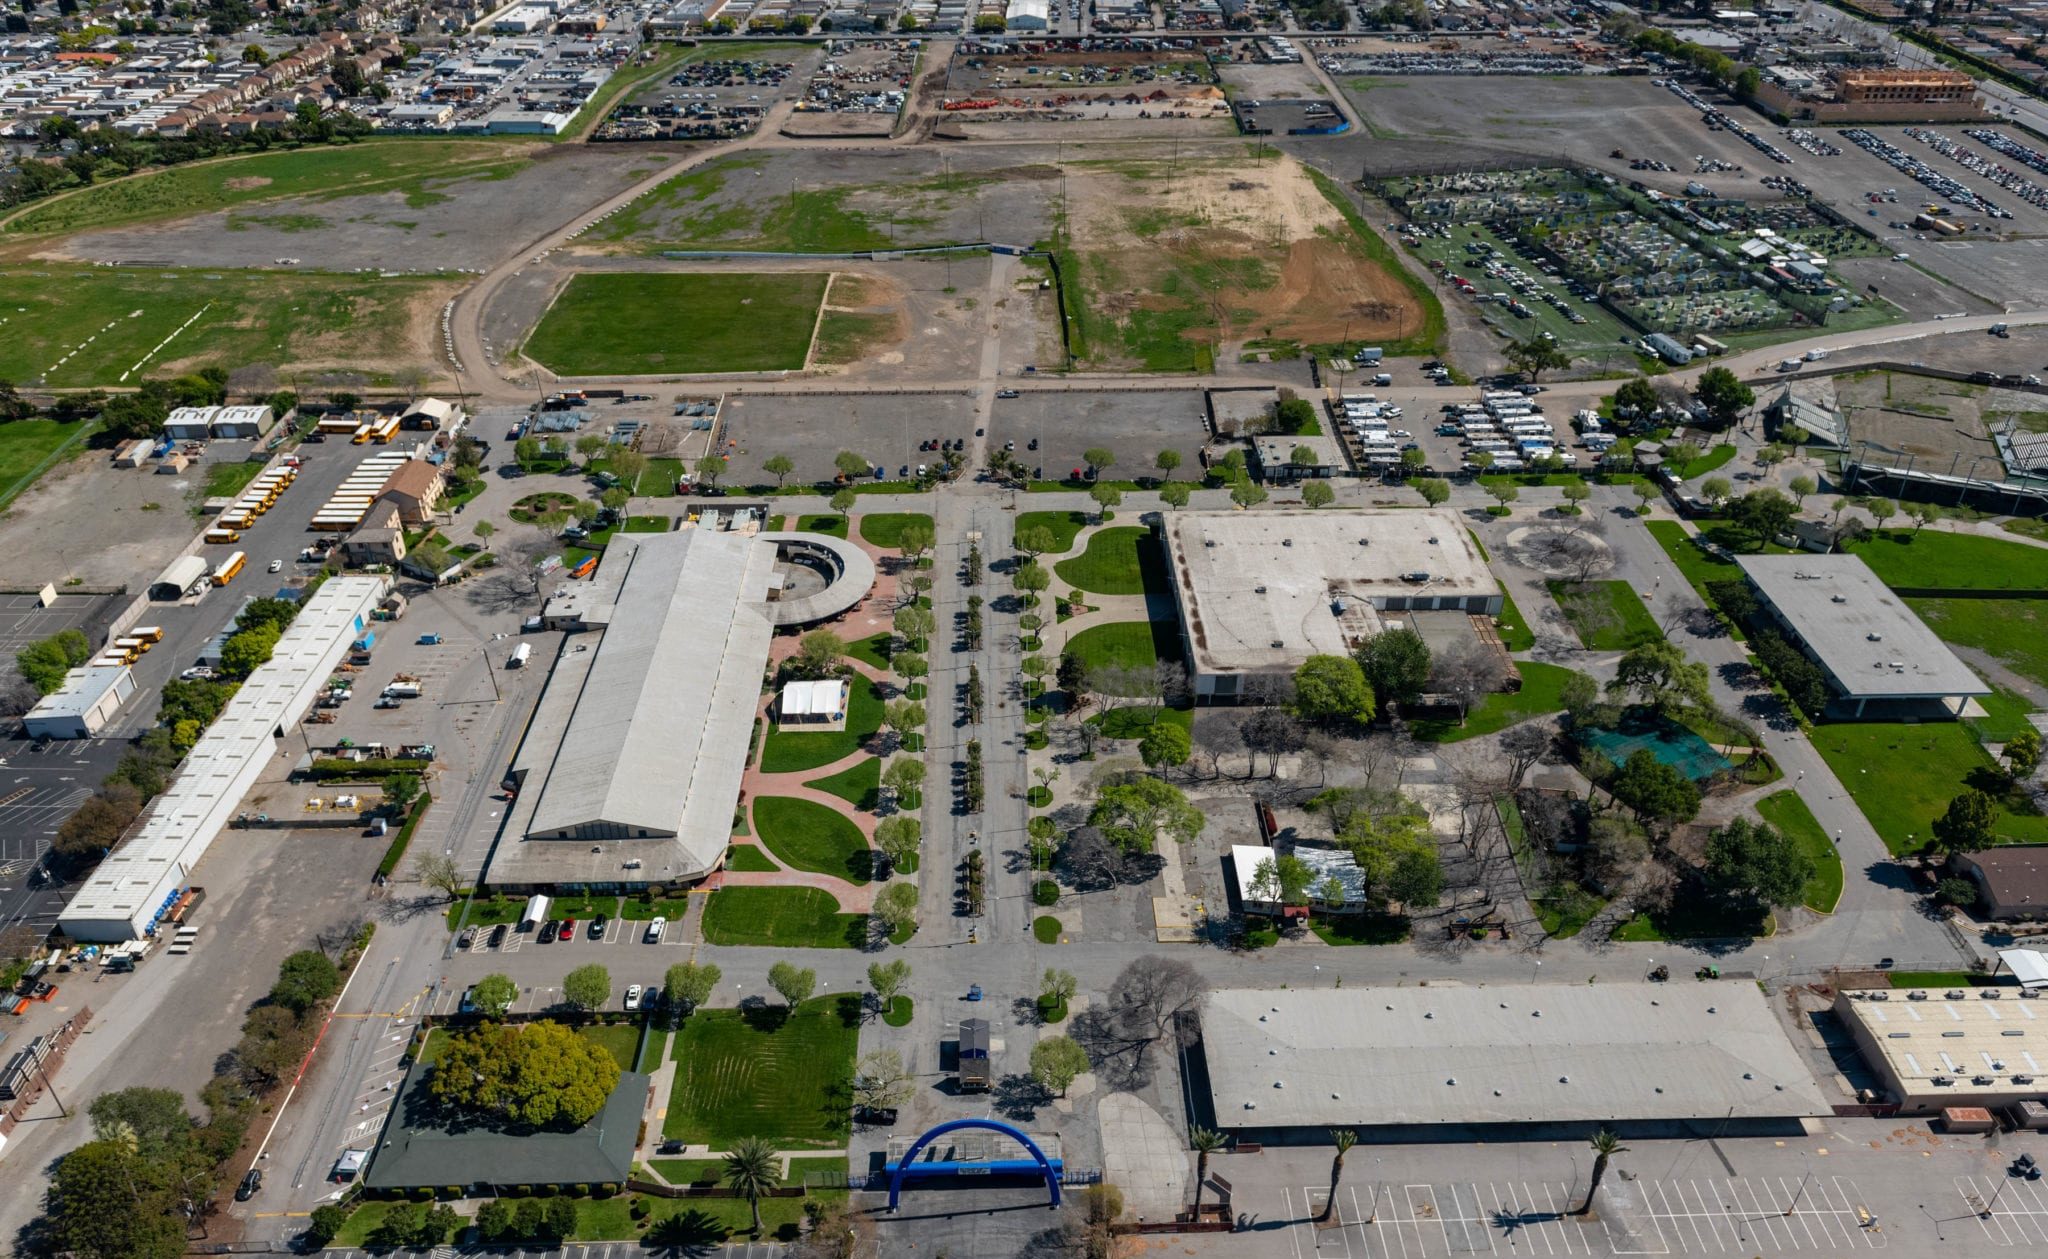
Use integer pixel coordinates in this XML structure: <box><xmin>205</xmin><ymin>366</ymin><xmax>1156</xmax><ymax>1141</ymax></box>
<box><xmin>721</xmin><ymin>391</ymin><xmax>978</xmax><ymax>487</ymax></box>
<box><xmin>987</xmin><ymin>389</ymin><xmax>1211</xmax><ymax>482</ymax></box>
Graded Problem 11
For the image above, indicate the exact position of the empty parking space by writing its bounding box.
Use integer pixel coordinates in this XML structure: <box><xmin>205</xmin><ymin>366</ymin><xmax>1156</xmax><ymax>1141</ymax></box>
<box><xmin>719</xmin><ymin>392</ymin><xmax>976</xmax><ymax>488</ymax></box>
<box><xmin>0</xmin><ymin>591</ymin><xmax>107</xmax><ymax>663</ymax></box>
<box><xmin>1956</xmin><ymin>1174</ymin><xmax>2048</xmax><ymax>1246</ymax></box>
<box><xmin>987</xmin><ymin>389</ymin><xmax>1210</xmax><ymax>485</ymax></box>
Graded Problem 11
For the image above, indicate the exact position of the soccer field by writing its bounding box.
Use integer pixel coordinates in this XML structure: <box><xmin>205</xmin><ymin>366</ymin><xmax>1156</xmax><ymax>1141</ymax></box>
<box><xmin>522</xmin><ymin>272</ymin><xmax>829</xmax><ymax>375</ymax></box>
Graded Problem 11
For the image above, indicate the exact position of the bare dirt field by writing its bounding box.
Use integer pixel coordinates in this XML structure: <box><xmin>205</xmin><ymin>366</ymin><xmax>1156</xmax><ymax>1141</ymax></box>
<box><xmin>1059</xmin><ymin>152</ymin><xmax>1426</xmax><ymax>369</ymax></box>
<box><xmin>1835</xmin><ymin>369</ymin><xmax>2026</xmax><ymax>467</ymax></box>
<box><xmin>43</xmin><ymin>145</ymin><xmax>668</xmax><ymax>273</ymax></box>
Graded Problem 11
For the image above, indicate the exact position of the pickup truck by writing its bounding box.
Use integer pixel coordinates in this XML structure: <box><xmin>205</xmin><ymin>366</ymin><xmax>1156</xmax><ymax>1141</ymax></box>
<box><xmin>416</xmin><ymin>633</ymin><xmax>442</xmax><ymax>645</ymax></box>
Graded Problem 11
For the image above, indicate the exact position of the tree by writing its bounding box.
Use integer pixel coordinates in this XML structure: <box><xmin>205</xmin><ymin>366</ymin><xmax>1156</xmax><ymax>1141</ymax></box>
<box><xmin>2007</xmin><ymin>728</ymin><xmax>2043</xmax><ymax>782</ymax></box>
<box><xmin>770</xmin><ymin>962</ymin><xmax>815</xmax><ymax>1011</ymax></box>
<box><xmin>52</xmin><ymin>787</ymin><xmax>141</xmax><ymax>858</ymax></box>
<box><xmin>1030</xmin><ymin>1035</ymin><xmax>1091</xmax><ymax>1096</ymax></box>
<box><xmin>875</xmin><ymin>816</ymin><xmax>921</xmax><ymax>871</ymax></box>
<box><xmin>1936</xmin><ymin>877</ymin><xmax>1980</xmax><ymax>908</ymax></box>
<box><xmin>852</xmin><ymin>1048</ymin><xmax>913</xmax><ymax>1110</ymax></box>
<box><xmin>1486</xmin><ymin>481</ymin><xmax>1519</xmax><ymax>515</ymax></box>
<box><xmin>1608</xmin><ymin>750</ymin><xmax>1701</xmax><ymax>826</ymax></box>
<box><xmin>724</xmin><ymin>1136</ymin><xmax>780</xmax><ymax>1236</ymax></box>
<box><xmin>833</xmin><ymin>450</ymin><xmax>870</xmax><ymax>481</ymax></box>
<box><xmin>1013</xmin><ymin>560</ymin><xmax>1051</xmax><ymax>606</ymax></box>
<box><xmin>1041</xmin><ymin>966</ymin><xmax>1078</xmax><ymax>1009</ymax></box>
<box><xmin>1356</xmin><ymin>628</ymin><xmax>1430</xmax><ymax>713</ymax></box>
<box><xmin>898</xmin><ymin>521</ymin><xmax>935</xmax><ymax>562</ymax></box>
<box><xmin>1155</xmin><ymin>449</ymin><xmax>1183</xmax><ymax>478</ymax></box>
<box><xmin>426</xmin><ymin>1020</ymin><xmax>619</xmax><ymax>1127</ymax></box>
<box><xmin>867</xmin><ymin>959</ymin><xmax>910</xmax><ymax>1011</ymax></box>
<box><xmin>664</xmin><ymin>961</ymin><xmax>720</xmax><ymax>1015</ymax></box>
<box><xmin>471</xmin><ymin>973</ymin><xmax>517</xmax><ymax>1017</ymax></box>
<box><xmin>1500</xmin><ymin>723</ymin><xmax>1552</xmax><ymax>788</ymax></box>
<box><xmin>1090</xmin><ymin>777</ymin><xmax>1205</xmax><ymax>853</ymax></box>
<box><xmin>88</xmin><ymin>1087</ymin><xmax>193</xmax><ymax>1159</ymax></box>
<box><xmin>1159</xmin><ymin>481</ymin><xmax>1192</xmax><ymax>509</ymax></box>
<box><xmin>47</xmin><ymin>1139</ymin><xmax>190</xmax><ymax>1259</ymax></box>
<box><xmin>893</xmin><ymin>653</ymin><xmax>928</xmax><ymax>688</ymax></box>
<box><xmin>1108</xmin><ymin>955</ymin><xmax>1208</xmax><ymax>1044</ymax></box>
<box><xmin>1728</xmin><ymin>489</ymin><xmax>1797</xmax><ymax>549</ymax></box>
<box><xmin>1320</xmin><ymin>1129</ymin><xmax>1358</xmax><ymax>1222</ymax></box>
<box><xmin>1252</xmin><ymin>852</ymin><xmax>1316</xmax><ymax>908</ymax></box>
<box><xmin>875</xmin><ymin>881</ymin><xmax>919</xmax><ymax>936</ymax></box>
<box><xmin>1016</xmin><ymin>525</ymin><xmax>1058</xmax><ymax>559</ymax></box>
<box><xmin>1301</xmin><ymin>480</ymin><xmax>1336</xmax><ymax>508</ymax></box>
<box><xmin>411</xmin><ymin>851</ymin><xmax>460</xmax><ymax>901</ymax></box>
<box><xmin>1788</xmin><ymin>473</ymin><xmax>1816</xmax><ymax>506</ymax></box>
<box><xmin>306</xmin><ymin>1204</ymin><xmax>350</xmax><ymax>1248</ymax></box>
<box><xmin>762</xmin><ymin>453</ymin><xmax>795</xmax><ymax>488</ymax></box>
<box><xmin>610</xmin><ymin>448</ymin><xmax>648</xmax><ymax>489</ymax></box>
<box><xmin>576</xmin><ymin>433</ymin><xmax>606</xmax><ymax>465</ymax></box>
<box><xmin>1577</xmin><ymin>1130</ymin><xmax>1629</xmax><ymax>1215</ymax></box>
<box><xmin>695</xmin><ymin>454</ymin><xmax>728</xmax><ymax>489</ymax></box>
<box><xmin>271</xmin><ymin>949</ymin><xmax>339</xmax><ymax>1015</ymax></box>
<box><xmin>1699</xmin><ymin>475</ymin><xmax>1732</xmax><ymax>508</ymax></box>
<box><xmin>1089</xmin><ymin>481</ymin><xmax>1122</xmax><ymax>520</ymax></box>
<box><xmin>1704</xmin><ymin>817</ymin><xmax>1813</xmax><ymax>911</ymax></box>
<box><xmin>1613</xmin><ymin>376</ymin><xmax>1661</xmax><ymax>420</ymax></box>
<box><xmin>1342</xmin><ymin>809</ymin><xmax>1443</xmax><ymax>909</ymax></box>
<box><xmin>1632</xmin><ymin>479</ymin><xmax>1659</xmax><ymax>513</ymax></box>
<box><xmin>893</xmin><ymin>604</ymin><xmax>934</xmax><ymax>651</ymax></box>
<box><xmin>1869</xmin><ymin>496</ymin><xmax>1897</xmax><ymax>531</ymax></box>
<box><xmin>1693</xmin><ymin>367</ymin><xmax>1754</xmax><ymax>429</ymax></box>
<box><xmin>1506</xmin><ymin>336</ymin><xmax>1571</xmax><ymax>381</ymax></box>
<box><xmin>1083</xmin><ymin>447</ymin><xmax>1117</xmax><ymax>478</ymax></box>
<box><xmin>1231</xmin><ymin>479</ymin><xmax>1269</xmax><ymax>509</ymax></box>
<box><xmin>1410</xmin><ymin>476</ymin><xmax>1452</xmax><ymax>508</ymax></box>
<box><xmin>1293</xmin><ymin>654</ymin><xmax>1374</xmax><ymax>726</ymax></box>
<box><xmin>1607</xmin><ymin>639</ymin><xmax>1712</xmax><ymax>716</ymax></box>
<box><xmin>791</xmin><ymin>628</ymin><xmax>845</xmax><ymax>678</ymax></box>
<box><xmin>1560</xmin><ymin>480</ymin><xmax>1593</xmax><ymax>515</ymax></box>
<box><xmin>563</xmin><ymin>962</ymin><xmax>610</xmax><ymax>1012</ymax></box>
<box><xmin>219</xmin><ymin>621</ymin><xmax>281</xmax><ymax>679</ymax></box>
<box><xmin>882</xmin><ymin>757</ymin><xmax>925</xmax><ymax>807</ymax></box>
<box><xmin>1190</xmin><ymin>1126</ymin><xmax>1228</xmax><ymax>1219</ymax></box>
<box><xmin>1138</xmin><ymin>719</ymin><xmax>1191</xmax><ymax>770</ymax></box>
<box><xmin>1933</xmin><ymin>788</ymin><xmax>1998</xmax><ymax>854</ymax></box>
<box><xmin>829</xmin><ymin>486</ymin><xmax>857</xmax><ymax>522</ymax></box>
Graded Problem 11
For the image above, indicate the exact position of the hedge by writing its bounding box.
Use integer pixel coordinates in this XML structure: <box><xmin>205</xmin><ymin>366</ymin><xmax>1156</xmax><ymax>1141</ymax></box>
<box><xmin>309</xmin><ymin>756</ymin><xmax>429</xmax><ymax>780</ymax></box>
<box><xmin>377</xmin><ymin>793</ymin><xmax>432</xmax><ymax>879</ymax></box>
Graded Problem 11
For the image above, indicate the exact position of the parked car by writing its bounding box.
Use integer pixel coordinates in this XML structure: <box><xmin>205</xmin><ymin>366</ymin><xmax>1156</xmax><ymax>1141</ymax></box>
<box><xmin>645</xmin><ymin>916</ymin><xmax>666</xmax><ymax>943</ymax></box>
<box><xmin>854</xmin><ymin>1106</ymin><xmax>900</xmax><ymax>1126</ymax></box>
<box><xmin>539</xmin><ymin>920</ymin><xmax>559</xmax><ymax>943</ymax></box>
<box><xmin>488</xmin><ymin>923</ymin><xmax>508</xmax><ymax>948</ymax></box>
<box><xmin>590</xmin><ymin>914</ymin><xmax>607</xmax><ymax>940</ymax></box>
<box><xmin>624</xmin><ymin>984</ymin><xmax>643</xmax><ymax>1011</ymax></box>
<box><xmin>236</xmin><ymin>1169</ymin><xmax>262</xmax><ymax>1201</ymax></box>
<box><xmin>561</xmin><ymin>916</ymin><xmax>578</xmax><ymax>939</ymax></box>
<box><xmin>659</xmin><ymin>1139</ymin><xmax>686</xmax><ymax>1155</ymax></box>
<box><xmin>456</xmin><ymin>928</ymin><xmax>476</xmax><ymax>949</ymax></box>
<box><xmin>267</xmin><ymin>559</ymin><xmax>283</xmax><ymax>573</ymax></box>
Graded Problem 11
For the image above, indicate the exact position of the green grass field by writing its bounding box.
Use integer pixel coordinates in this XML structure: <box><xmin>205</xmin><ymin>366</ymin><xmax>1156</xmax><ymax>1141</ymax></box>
<box><xmin>752</xmin><ymin>796</ymin><xmax>872</xmax><ymax>883</ymax></box>
<box><xmin>1495</xmin><ymin>588</ymin><xmax>1536</xmax><ymax>652</ymax></box>
<box><xmin>1672</xmin><ymin>444</ymin><xmax>1738</xmax><ymax>481</ymax></box>
<box><xmin>0</xmin><ymin>419</ymin><xmax>94</xmax><ymax>507</ymax></box>
<box><xmin>577</xmin><ymin>1024</ymin><xmax>641</xmax><ymax>1071</ymax></box>
<box><xmin>1054</xmin><ymin>526</ymin><xmax>1160</xmax><ymax>596</ymax></box>
<box><xmin>857</xmin><ymin>512</ymin><xmax>933</xmax><ymax>549</ymax></box>
<box><xmin>0</xmin><ymin>266</ymin><xmax>444</xmax><ymax>388</ymax></box>
<box><xmin>1546</xmin><ymin>580</ymin><xmax>1662</xmax><ymax>650</ymax></box>
<box><xmin>592</xmin><ymin>154</ymin><xmax>914</xmax><ymax>253</ymax></box>
<box><xmin>1063</xmin><ymin>620</ymin><xmax>1179</xmax><ymax>674</ymax></box>
<box><xmin>524</xmin><ymin>273</ymin><xmax>827</xmax><ymax>376</ymax></box>
<box><xmin>759</xmin><ymin>676</ymin><xmax>882</xmax><ymax>772</ymax></box>
<box><xmin>1908</xmin><ymin>597</ymin><xmax>2048</xmax><ymax>690</ymax></box>
<box><xmin>1</xmin><ymin>140</ymin><xmax>528</xmax><ymax>237</ymax></box>
<box><xmin>1811</xmin><ymin>722</ymin><xmax>2048</xmax><ymax>855</ymax></box>
<box><xmin>665</xmin><ymin>995</ymin><xmax>859</xmax><ymax>1146</ymax></box>
<box><xmin>1754</xmin><ymin>790</ymin><xmax>1843</xmax><ymax>913</ymax></box>
<box><xmin>1410</xmin><ymin>661</ymin><xmax>1588</xmax><ymax>743</ymax></box>
<box><xmin>700</xmin><ymin>886</ymin><xmax>866</xmax><ymax>948</ymax></box>
<box><xmin>725</xmin><ymin>843</ymin><xmax>780</xmax><ymax>872</ymax></box>
<box><xmin>1846</xmin><ymin>530</ymin><xmax>2048</xmax><ymax>590</ymax></box>
<box><xmin>1017</xmin><ymin>510</ymin><xmax>1090</xmax><ymax>555</ymax></box>
<box><xmin>804</xmin><ymin>757</ymin><xmax>880</xmax><ymax>811</ymax></box>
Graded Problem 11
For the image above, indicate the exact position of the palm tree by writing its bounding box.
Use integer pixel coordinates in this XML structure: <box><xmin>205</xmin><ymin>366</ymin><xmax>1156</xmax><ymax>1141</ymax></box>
<box><xmin>723</xmin><ymin>1136</ymin><xmax>780</xmax><ymax>1235</ymax></box>
<box><xmin>1189</xmin><ymin>1126</ymin><xmax>1227</xmax><ymax>1219</ymax></box>
<box><xmin>1576</xmin><ymin>1129</ymin><xmax>1629</xmax><ymax>1216</ymax></box>
<box><xmin>1319</xmin><ymin>1129</ymin><xmax>1357</xmax><ymax>1222</ymax></box>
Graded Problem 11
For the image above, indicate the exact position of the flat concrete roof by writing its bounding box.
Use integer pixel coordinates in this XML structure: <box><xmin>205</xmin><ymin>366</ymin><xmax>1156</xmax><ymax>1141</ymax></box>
<box><xmin>1737</xmin><ymin>554</ymin><xmax>1987</xmax><ymax>700</ymax></box>
<box><xmin>26</xmin><ymin>665</ymin><xmax>131</xmax><ymax>720</ymax></box>
<box><xmin>1201</xmin><ymin>984</ymin><xmax>1831</xmax><ymax>1128</ymax></box>
<box><xmin>1163</xmin><ymin>509</ymin><xmax>1497</xmax><ymax>677</ymax></box>
<box><xmin>1837</xmin><ymin>989</ymin><xmax>2048</xmax><ymax>1099</ymax></box>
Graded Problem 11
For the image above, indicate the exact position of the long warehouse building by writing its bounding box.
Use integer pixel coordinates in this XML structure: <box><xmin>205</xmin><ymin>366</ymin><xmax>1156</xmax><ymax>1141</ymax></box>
<box><xmin>59</xmin><ymin>576</ymin><xmax>388</xmax><ymax>941</ymax></box>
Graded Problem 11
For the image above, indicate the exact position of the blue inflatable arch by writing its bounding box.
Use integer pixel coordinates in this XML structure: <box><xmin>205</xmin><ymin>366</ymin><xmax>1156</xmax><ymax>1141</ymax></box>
<box><xmin>886</xmin><ymin>1116</ymin><xmax>1062</xmax><ymax>1212</ymax></box>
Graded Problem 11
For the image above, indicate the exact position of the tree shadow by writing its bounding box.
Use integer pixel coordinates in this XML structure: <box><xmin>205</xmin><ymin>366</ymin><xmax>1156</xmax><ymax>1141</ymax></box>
<box><xmin>738</xmin><ymin>995</ymin><xmax>792</xmax><ymax>1032</ymax></box>
<box><xmin>1068</xmin><ymin>1007</ymin><xmax>1155</xmax><ymax>1093</ymax></box>
<box><xmin>645</xmin><ymin>1208</ymin><xmax>727</xmax><ymax>1255</ymax></box>
<box><xmin>992</xmin><ymin>1073</ymin><xmax>1054</xmax><ymax>1122</ymax></box>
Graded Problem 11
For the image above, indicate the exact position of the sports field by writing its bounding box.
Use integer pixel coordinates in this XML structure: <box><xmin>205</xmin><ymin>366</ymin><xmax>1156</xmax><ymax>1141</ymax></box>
<box><xmin>1</xmin><ymin>140</ymin><xmax>529</xmax><ymax>237</ymax></box>
<box><xmin>0</xmin><ymin>265</ymin><xmax>449</xmax><ymax>387</ymax></box>
<box><xmin>522</xmin><ymin>272</ymin><xmax>828</xmax><ymax>375</ymax></box>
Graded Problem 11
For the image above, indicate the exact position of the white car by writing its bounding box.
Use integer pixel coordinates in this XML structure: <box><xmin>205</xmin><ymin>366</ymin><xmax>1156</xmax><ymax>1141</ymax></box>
<box><xmin>624</xmin><ymin>984</ymin><xmax>643</xmax><ymax>1011</ymax></box>
<box><xmin>645</xmin><ymin>916</ymin><xmax>666</xmax><ymax>943</ymax></box>
<box><xmin>268</xmin><ymin>559</ymin><xmax>282</xmax><ymax>573</ymax></box>
<box><xmin>1892</xmin><ymin>252</ymin><xmax>1910</xmax><ymax>260</ymax></box>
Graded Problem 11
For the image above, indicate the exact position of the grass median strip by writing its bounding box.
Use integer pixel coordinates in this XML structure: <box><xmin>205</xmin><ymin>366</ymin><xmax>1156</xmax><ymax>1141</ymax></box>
<box><xmin>1754</xmin><ymin>790</ymin><xmax>1844</xmax><ymax>913</ymax></box>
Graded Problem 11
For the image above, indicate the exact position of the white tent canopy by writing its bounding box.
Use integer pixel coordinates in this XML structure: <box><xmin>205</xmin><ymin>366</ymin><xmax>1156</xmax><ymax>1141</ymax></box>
<box><xmin>1998</xmin><ymin>949</ymin><xmax>2048</xmax><ymax>989</ymax></box>
<box><xmin>780</xmin><ymin>678</ymin><xmax>848</xmax><ymax>719</ymax></box>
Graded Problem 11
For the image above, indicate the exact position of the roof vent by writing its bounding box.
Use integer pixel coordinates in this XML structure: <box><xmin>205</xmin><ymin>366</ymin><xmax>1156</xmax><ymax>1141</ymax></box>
<box><xmin>1359</xmin><ymin>538</ymin><xmax>1371</xmax><ymax>546</ymax></box>
<box><xmin>1948</xmin><ymin>990</ymin><xmax>1968</xmax><ymax>1000</ymax></box>
<box><xmin>1271</xmin><ymin>640</ymin><xmax>1286</xmax><ymax>649</ymax></box>
<box><xmin>1254</xmin><ymin>585</ymin><xmax>1268</xmax><ymax>594</ymax></box>
<box><xmin>2019</xmin><ymin>1075</ymin><xmax>2036</xmax><ymax>1084</ymax></box>
<box><xmin>1984</xmin><ymin>990</ymin><xmax>2003</xmax><ymax>999</ymax></box>
<box><xmin>1282</xmin><ymin>538</ymin><xmax>1293</xmax><ymax>547</ymax></box>
<box><xmin>1446</xmin><ymin>1078</ymin><xmax>1456</xmax><ymax>1086</ymax></box>
<box><xmin>1867</xmin><ymin>632</ymin><xmax>1882</xmax><ymax>641</ymax></box>
<box><xmin>1274</xmin><ymin>1080</ymin><xmax>1285</xmax><ymax>1089</ymax></box>
<box><xmin>1910</xmin><ymin>991</ymin><xmax>1929</xmax><ymax>1000</ymax></box>
<box><xmin>1559</xmin><ymin>1076</ymin><xmax>1570</xmax><ymax>1084</ymax></box>
<box><xmin>1832</xmin><ymin>594</ymin><xmax>1848</xmax><ymax>603</ymax></box>
<box><xmin>1204</xmin><ymin>540</ymin><xmax>1216</xmax><ymax>548</ymax></box>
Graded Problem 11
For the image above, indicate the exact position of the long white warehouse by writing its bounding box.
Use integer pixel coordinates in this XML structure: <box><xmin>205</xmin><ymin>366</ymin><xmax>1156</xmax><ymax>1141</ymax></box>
<box><xmin>58</xmin><ymin>575</ymin><xmax>388</xmax><ymax>941</ymax></box>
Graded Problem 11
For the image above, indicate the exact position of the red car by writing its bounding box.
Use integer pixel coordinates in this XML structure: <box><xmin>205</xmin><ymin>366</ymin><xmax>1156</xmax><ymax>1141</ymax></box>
<box><xmin>559</xmin><ymin>917</ymin><xmax>577</xmax><ymax>940</ymax></box>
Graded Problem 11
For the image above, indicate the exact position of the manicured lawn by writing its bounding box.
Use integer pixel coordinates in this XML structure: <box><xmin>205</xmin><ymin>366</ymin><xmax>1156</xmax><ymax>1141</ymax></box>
<box><xmin>1063</xmin><ymin>620</ymin><xmax>1179</xmax><ymax>674</ymax></box>
<box><xmin>1054</xmin><ymin>526</ymin><xmax>1166</xmax><ymax>596</ymax></box>
<box><xmin>333</xmin><ymin>1199</ymin><xmax>451</xmax><ymax>1248</ymax></box>
<box><xmin>1088</xmin><ymin>704</ymin><xmax>1194</xmax><ymax>740</ymax></box>
<box><xmin>1645</xmin><ymin>518</ymin><xmax>1748</xmax><ymax>640</ymax></box>
<box><xmin>650</xmin><ymin>1158</ymin><xmax>733</xmax><ymax>1186</ymax></box>
<box><xmin>700</xmin><ymin>886</ymin><xmax>866</xmax><ymax>948</ymax></box>
<box><xmin>796</xmin><ymin>513</ymin><xmax>849</xmax><ymax>538</ymax></box>
<box><xmin>804</xmin><ymin>757</ymin><xmax>880</xmax><ymax>811</ymax></box>
<box><xmin>858</xmin><ymin>512</ymin><xmax>933</xmax><ymax>549</ymax></box>
<box><xmin>760</xmin><ymin>676</ymin><xmax>883</xmax><ymax>772</ymax></box>
<box><xmin>1495</xmin><ymin>588</ymin><xmax>1536</xmax><ymax>652</ymax></box>
<box><xmin>525</xmin><ymin>272</ymin><xmax>827</xmax><ymax>375</ymax></box>
<box><xmin>548</xmin><ymin>894</ymin><xmax>621</xmax><ymax>920</ymax></box>
<box><xmin>1967</xmin><ymin>683</ymin><xmax>2041</xmax><ymax>746</ymax></box>
<box><xmin>617</xmin><ymin>896</ymin><xmax>691</xmax><ymax>922</ymax></box>
<box><xmin>1846</xmin><ymin>529</ymin><xmax>2048</xmax><ymax>591</ymax></box>
<box><xmin>578</xmin><ymin>1024</ymin><xmax>641</xmax><ymax>1071</ymax></box>
<box><xmin>752</xmin><ymin>796</ymin><xmax>872</xmax><ymax>883</ymax></box>
<box><xmin>1547</xmin><ymin>579</ymin><xmax>1662</xmax><ymax>650</ymax></box>
<box><xmin>1034</xmin><ymin>915</ymin><xmax>1063</xmax><ymax>943</ymax></box>
<box><xmin>638</xmin><ymin>1028</ymin><xmax>669</xmax><ymax>1071</ymax></box>
<box><xmin>1673</xmin><ymin>443</ymin><xmax>1738</xmax><ymax>480</ymax></box>
<box><xmin>627</xmin><ymin>1192</ymin><xmax>838</xmax><ymax>1243</ymax></box>
<box><xmin>446</xmin><ymin>894</ymin><xmax>526</xmax><ymax>932</ymax></box>
<box><xmin>847</xmin><ymin>631</ymin><xmax>893</xmax><ymax>671</ymax></box>
<box><xmin>1533</xmin><ymin>887</ymin><xmax>1606</xmax><ymax>939</ymax></box>
<box><xmin>1612</xmin><ymin>899</ymin><xmax>1769</xmax><ymax>942</ymax></box>
<box><xmin>726</xmin><ymin>843</ymin><xmax>779</xmax><ymax>872</ymax></box>
<box><xmin>1017</xmin><ymin>509</ymin><xmax>1090</xmax><ymax>554</ymax></box>
<box><xmin>622</xmin><ymin>515</ymin><xmax>672</xmax><ymax>533</ymax></box>
<box><xmin>637</xmin><ymin>457</ymin><xmax>686</xmax><ymax>496</ymax></box>
<box><xmin>1754</xmin><ymin>790</ymin><xmax>1843</xmax><ymax>913</ymax></box>
<box><xmin>1810</xmin><ymin>722</ymin><xmax>2048</xmax><ymax>855</ymax></box>
<box><xmin>882</xmin><ymin>994</ymin><xmax>913</xmax><ymax>1026</ymax></box>
<box><xmin>665</xmin><ymin>995</ymin><xmax>859</xmax><ymax>1147</ymax></box>
<box><xmin>1410</xmin><ymin>662</ymin><xmax>1589</xmax><ymax>744</ymax></box>
<box><xmin>1909</xmin><ymin>597</ymin><xmax>2048</xmax><ymax>690</ymax></box>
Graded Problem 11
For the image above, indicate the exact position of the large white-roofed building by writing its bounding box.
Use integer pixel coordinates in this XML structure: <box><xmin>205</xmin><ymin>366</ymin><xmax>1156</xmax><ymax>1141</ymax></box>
<box><xmin>58</xmin><ymin>577</ymin><xmax>388</xmax><ymax>940</ymax></box>
<box><xmin>1161</xmin><ymin>509</ymin><xmax>1501</xmax><ymax>701</ymax></box>
<box><xmin>1834</xmin><ymin>986</ymin><xmax>2048</xmax><ymax>1115</ymax></box>
<box><xmin>1199</xmin><ymin>984</ymin><xmax>1831</xmax><ymax>1139</ymax></box>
